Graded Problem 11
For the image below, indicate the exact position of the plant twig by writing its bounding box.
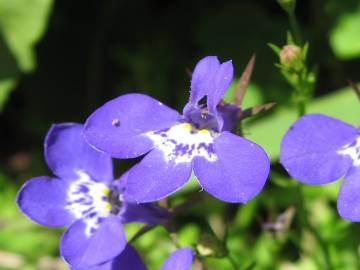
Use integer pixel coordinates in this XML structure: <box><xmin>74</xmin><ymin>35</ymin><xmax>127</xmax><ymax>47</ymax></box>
<box><xmin>348</xmin><ymin>80</ymin><xmax>360</xmax><ymax>102</ymax></box>
<box><xmin>129</xmin><ymin>224</ymin><xmax>157</xmax><ymax>243</ymax></box>
<box><xmin>239</xmin><ymin>102</ymin><xmax>276</xmax><ymax>120</ymax></box>
<box><xmin>232</xmin><ymin>54</ymin><xmax>256</xmax><ymax>106</ymax></box>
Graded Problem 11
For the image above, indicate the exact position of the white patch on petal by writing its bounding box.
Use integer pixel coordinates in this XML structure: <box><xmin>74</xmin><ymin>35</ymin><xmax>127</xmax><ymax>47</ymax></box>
<box><xmin>145</xmin><ymin>123</ymin><xmax>218</xmax><ymax>164</ymax></box>
<box><xmin>338</xmin><ymin>137</ymin><xmax>360</xmax><ymax>166</ymax></box>
<box><xmin>66</xmin><ymin>171</ymin><xmax>112</xmax><ymax>237</ymax></box>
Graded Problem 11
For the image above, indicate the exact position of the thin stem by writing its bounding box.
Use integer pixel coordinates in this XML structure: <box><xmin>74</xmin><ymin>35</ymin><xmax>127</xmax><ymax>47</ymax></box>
<box><xmin>296</xmin><ymin>184</ymin><xmax>333</xmax><ymax>270</ymax></box>
<box><xmin>129</xmin><ymin>224</ymin><xmax>157</xmax><ymax>244</ymax></box>
<box><xmin>288</xmin><ymin>11</ymin><xmax>303</xmax><ymax>45</ymax></box>
<box><xmin>297</xmin><ymin>99</ymin><xmax>306</xmax><ymax>117</ymax></box>
<box><xmin>227</xmin><ymin>254</ymin><xmax>239</xmax><ymax>270</ymax></box>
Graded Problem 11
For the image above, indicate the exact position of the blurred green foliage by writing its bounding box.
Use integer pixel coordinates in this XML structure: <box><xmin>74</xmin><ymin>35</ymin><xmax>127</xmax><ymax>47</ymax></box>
<box><xmin>330</xmin><ymin>2</ymin><xmax>360</xmax><ymax>60</ymax></box>
<box><xmin>1</xmin><ymin>0</ymin><xmax>360</xmax><ymax>270</ymax></box>
<box><xmin>0</xmin><ymin>0</ymin><xmax>53</xmax><ymax>110</ymax></box>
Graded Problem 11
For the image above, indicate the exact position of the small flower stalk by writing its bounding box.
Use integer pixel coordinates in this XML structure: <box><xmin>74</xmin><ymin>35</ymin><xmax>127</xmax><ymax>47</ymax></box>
<box><xmin>270</xmin><ymin>33</ymin><xmax>316</xmax><ymax>116</ymax></box>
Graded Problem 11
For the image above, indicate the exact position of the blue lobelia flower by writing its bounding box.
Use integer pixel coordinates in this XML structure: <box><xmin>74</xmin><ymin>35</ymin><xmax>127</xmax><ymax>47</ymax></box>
<box><xmin>159</xmin><ymin>247</ymin><xmax>194</xmax><ymax>270</ymax></box>
<box><xmin>280</xmin><ymin>113</ymin><xmax>360</xmax><ymax>221</ymax></box>
<box><xmin>84</xmin><ymin>56</ymin><xmax>270</xmax><ymax>203</ymax></box>
<box><xmin>16</xmin><ymin>123</ymin><xmax>169</xmax><ymax>268</ymax></box>
<box><xmin>76</xmin><ymin>246</ymin><xmax>194</xmax><ymax>270</ymax></box>
<box><xmin>73</xmin><ymin>245</ymin><xmax>148</xmax><ymax>270</ymax></box>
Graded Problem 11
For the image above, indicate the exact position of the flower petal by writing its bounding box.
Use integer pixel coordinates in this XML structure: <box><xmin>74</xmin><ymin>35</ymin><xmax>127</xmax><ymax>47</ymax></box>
<box><xmin>16</xmin><ymin>176</ymin><xmax>75</xmax><ymax>227</ymax></box>
<box><xmin>194</xmin><ymin>131</ymin><xmax>270</xmax><ymax>203</ymax></box>
<box><xmin>217</xmin><ymin>103</ymin><xmax>240</xmax><ymax>132</ymax></box>
<box><xmin>280</xmin><ymin>114</ymin><xmax>357</xmax><ymax>184</ymax></box>
<box><xmin>45</xmin><ymin>123</ymin><xmax>113</xmax><ymax>182</ymax></box>
<box><xmin>120</xmin><ymin>202</ymin><xmax>170</xmax><ymax>225</ymax></box>
<box><xmin>124</xmin><ymin>149</ymin><xmax>192</xmax><ymax>203</ymax></box>
<box><xmin>60</xmin><ymin>216</ymin><xmax>126</xmax><ymax>268</ymax></box>
<box><xmin>73</xmin><ymin>245</ymin><xmax>147</xmax><ymax>270</ymax></box>
<box><xmin>160</xmin><ymin>247</ymin><xmax>194</xmax><ymax>270</ymax></box>
<box><xmin>84</xmin><ymin>93</ymin><xmax>181</xmax><ymax>159</ymax></box>
<box><xmin>338</xmin><ymin>166</ymin><xmax>360</xmax><ymax>221</ymax></box>
<box><xmin>115</xmin><ymin>166</ymin><xmax>170</xmax><ymax>224</ymax></box>
<box><xmin>187</xmin><ymin>56</ymin><xmax>233</xmax><ymax>113</ymax></box>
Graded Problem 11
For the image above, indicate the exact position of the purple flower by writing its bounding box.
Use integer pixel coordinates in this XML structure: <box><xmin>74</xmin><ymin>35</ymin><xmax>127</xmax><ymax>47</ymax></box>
<box><xmin>160</xmin><ymin>247</ymin><xmax>194</xmax><ymax>270</ymax></box>
<box><xmin>280</xmin><ymin>114</ymin><xmax>360</xmax><ymax>221</ymax></box>
<box><xmin>77</xmin><ymin>246</ymin><xmax>194</xmax><ymax>270</ymax></box>
<box><xmin>73</xmin><ymin>245</ymin><xmax>148</xmax><ymax>270</ymax></box>
<box><xmin>16</xmin><ymin>123</ymin><xmax>169</xmax><ymax>268</ymax></box>
<box><xmin>84</xmin><ymin>56</ymin><xmax>270</xmax><ymax>203</ymax></box>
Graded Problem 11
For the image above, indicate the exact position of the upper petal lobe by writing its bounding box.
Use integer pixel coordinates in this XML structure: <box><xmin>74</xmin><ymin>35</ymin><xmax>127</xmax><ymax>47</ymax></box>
<box><xmin>45</xmin><ymin>123</ymin><xmax>113</xmax><ymax>182</ymax></box>
<box><xmin>188</xmin><ymin>56</ymin><xmax>233</xmax><ymax>114</ymax></box>
<box><xmin>84</xmin><ymin>93</ymin><xmax>181</xmax><ymax>159</ymax></box>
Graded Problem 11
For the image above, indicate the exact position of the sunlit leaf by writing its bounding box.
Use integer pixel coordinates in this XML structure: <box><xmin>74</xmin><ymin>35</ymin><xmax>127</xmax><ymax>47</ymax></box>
<box><xmin>330</xmin><ymin>6</ymin><xmax>360</xmax><ymax>60</ymax></box>
<box><xmin>0</xmin><ymin>0</ymin><xmax>53</xmax><ymax>72</ymax></box>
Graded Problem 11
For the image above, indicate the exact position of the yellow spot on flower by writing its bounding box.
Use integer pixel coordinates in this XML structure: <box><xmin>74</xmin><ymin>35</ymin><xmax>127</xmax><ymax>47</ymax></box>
<box><xmin>183</xmin><ymin>123</ymin><xmax>193</xmax><ymax>130</ymax></box>
<box><xmin>103</xmin><ymin>188</ymin><xmax>110</xmax><ymax>197</ymax></box>
<box><xmin>104</xmin><ymin>202</ymin><xmax>112</xmax><ymax>210</ymax></box>
<box><xmin>198</xmin><ymin>129</ymin><xmax>209</xmax><ymax>134</ymax></box>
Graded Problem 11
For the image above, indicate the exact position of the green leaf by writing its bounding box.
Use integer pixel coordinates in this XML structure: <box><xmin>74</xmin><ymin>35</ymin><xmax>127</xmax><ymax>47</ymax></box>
<box><xmin>330</xmin><ymin>5</ymin><xmax>360</xmax><ymax>60</ymax></box>
<box><xmin>0</xmin><ymin>79</ymin><xmax>16</xmax><ymax>110</ymax></box>
<box><xmin>0</xmin><ymin>0</ymin><xmax>54</xmax><ymax>72</ymax></box>
<box><xmin>245</xmin><ymin>86</ymin><xmax>360</xmax><ymax>161</ymax></box>
<box><xmin>268</xmin><ymin>43</ymin><xmax>281</xmax><ymax>55</ymax></box>
<box><xmin>0</xmin><ymin>0</ymin><xmax>53</xmax><ymax>111</ymax></box>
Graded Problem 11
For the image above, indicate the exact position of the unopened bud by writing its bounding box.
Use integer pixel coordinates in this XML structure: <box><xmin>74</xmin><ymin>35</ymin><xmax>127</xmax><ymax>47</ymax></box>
<box><xmin>279</xmin><ymin>45</ymin><xmax>302</xmax><ymax>69</ymax></box>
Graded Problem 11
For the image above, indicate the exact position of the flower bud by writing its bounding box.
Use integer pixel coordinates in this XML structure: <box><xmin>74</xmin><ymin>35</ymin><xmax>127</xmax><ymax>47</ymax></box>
<box><xmin>279</xmin><ymin>44</ymin><xmax>302</xmax><ymax>69</ymax></box>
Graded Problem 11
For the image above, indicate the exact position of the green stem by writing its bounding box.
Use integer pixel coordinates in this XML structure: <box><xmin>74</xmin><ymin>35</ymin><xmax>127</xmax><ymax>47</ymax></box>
<box><xmin>297</xmin><ymin>99</ymin><xmax>306</xmax><ymax>117</ymax></box>
<box><xmin>296</xmin><ymin>184</ymin><xmax>333</xmax><ymax>269</ymax></box>
<box><xmin>288</xmin><ymin>11</ymin><xmax>303</xmax><ymax>45</ymax></box>
<box><xmin>129</xmin><ymin>224</ymin><xmax>157</xmax><ymax>243</ymax></box>
<box><xmin>227</xmin><ymin>254</ymin><xmax>239</xmax><ymax>270</ymax></box>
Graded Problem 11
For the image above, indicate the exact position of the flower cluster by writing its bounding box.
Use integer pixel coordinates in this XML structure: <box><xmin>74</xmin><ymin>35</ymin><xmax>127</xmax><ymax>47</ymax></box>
<box><xmin>17</xmin><ymin>56</ymin><xmax>272</xmax><ymax>269</ymax></box>
<box><xmin>84</xmin><ymin>56</ymin><xmax>270</xmax><ymax>203</ymax></box>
